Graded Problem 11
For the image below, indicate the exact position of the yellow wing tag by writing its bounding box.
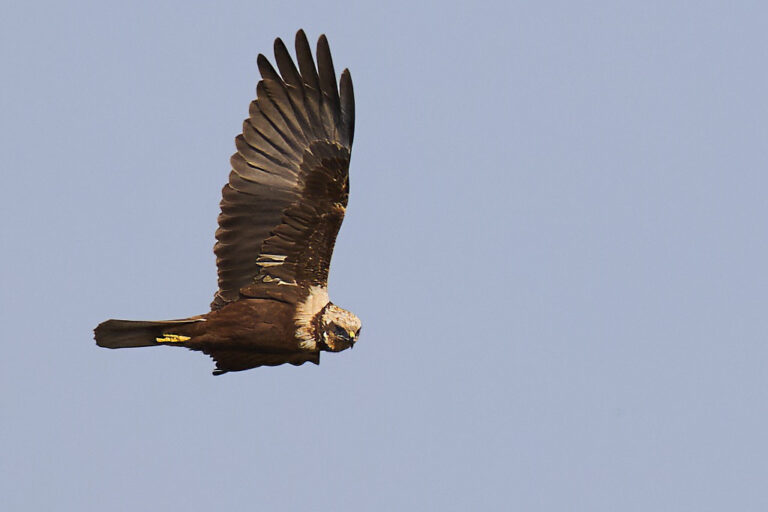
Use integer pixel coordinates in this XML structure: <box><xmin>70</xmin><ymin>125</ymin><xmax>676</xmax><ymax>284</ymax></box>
<box><xmin>156</xmin><ymin>334</ymin><xmax>191</xmax><ymax>343</ymax></box>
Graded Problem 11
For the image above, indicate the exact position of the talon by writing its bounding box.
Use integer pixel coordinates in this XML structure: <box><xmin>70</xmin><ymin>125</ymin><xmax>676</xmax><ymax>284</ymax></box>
<box><xmin>156</xmin><ymin>334</ymin><xmax>191</xmax><ymax>343</ymax></box>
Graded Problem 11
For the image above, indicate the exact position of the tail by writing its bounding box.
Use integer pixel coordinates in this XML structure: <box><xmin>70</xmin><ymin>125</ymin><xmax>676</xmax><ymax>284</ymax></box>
<box><xmin>94</xmin><ymin>318</ymin><xmax>205</xmax><ymax>349</ymax></box>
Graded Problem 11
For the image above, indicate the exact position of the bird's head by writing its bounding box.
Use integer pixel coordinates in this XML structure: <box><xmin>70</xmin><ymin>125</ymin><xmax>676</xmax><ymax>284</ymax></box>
<box><xmin>319</xmin><ymin>304</ymin><xmax>361</xmax><ymax>352</ymax></box>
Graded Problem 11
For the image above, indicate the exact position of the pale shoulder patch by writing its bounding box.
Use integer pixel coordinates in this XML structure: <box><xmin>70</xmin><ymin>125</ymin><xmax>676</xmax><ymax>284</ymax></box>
<box><xmin>294</xmin><ymin>286</ymin><xmax>329</xmax><ymax>349</ymax></box>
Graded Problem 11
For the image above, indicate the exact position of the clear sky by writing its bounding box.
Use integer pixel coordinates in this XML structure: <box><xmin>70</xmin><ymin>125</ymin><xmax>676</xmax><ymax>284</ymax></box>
<box><xmin>2</xmin><ymin>1</ymin><xmax>768</xmax><ymax>510</ymax></box>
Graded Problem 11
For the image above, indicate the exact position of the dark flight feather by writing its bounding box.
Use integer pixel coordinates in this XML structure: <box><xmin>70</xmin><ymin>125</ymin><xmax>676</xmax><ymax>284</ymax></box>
<box><xmin>294</xmin><ymin>30</ymin><xmax>329</xmax><ymax>140</ymax></box>
<box><xmin>339</xmin><ymin>69</ymin><xmax>355</xmax><ymax>147</ymax></box>
<box><xmin>274</xmin><ymin>38</ymin><xmax>302</xmax><ymax>88</ymax></box>
<box><xmin>317</xmin><ymin>35</ymin><xmax>341</xmax><ymax>130</ymax></box>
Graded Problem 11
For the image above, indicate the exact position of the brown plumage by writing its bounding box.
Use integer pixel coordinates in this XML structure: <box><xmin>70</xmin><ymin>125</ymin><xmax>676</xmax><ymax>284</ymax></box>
<box><xmin>94</xmin><ymin>30</ymin><xmax>361</xmax><ymax>375</ymax></box>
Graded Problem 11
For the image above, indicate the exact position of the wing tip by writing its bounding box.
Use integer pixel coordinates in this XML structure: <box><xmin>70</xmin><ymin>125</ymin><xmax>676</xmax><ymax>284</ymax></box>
<box><xmin>295</xmin><ymin>28</ymin><xmax>309</xmax><ymax>47</ymax></box>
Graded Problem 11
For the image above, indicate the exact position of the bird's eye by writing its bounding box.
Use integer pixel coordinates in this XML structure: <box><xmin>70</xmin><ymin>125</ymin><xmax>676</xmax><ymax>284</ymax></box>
<box><xmin>333</xmin><ymin>325</ymin><xmax>348</xmax><ymax>338</ymax></box>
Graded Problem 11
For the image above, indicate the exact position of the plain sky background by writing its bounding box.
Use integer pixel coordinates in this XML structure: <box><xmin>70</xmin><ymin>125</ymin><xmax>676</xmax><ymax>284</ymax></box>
<box><xmin>2</xmin><ymin>1</ymin><xmax>768</xmax><ymax>510</ymax></box>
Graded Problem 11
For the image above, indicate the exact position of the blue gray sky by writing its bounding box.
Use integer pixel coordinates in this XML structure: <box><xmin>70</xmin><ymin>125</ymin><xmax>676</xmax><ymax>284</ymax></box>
<box><xmin>2</xmin><ymin>1</ymin><xmax>768</xmax><ymax>510</ymax></box>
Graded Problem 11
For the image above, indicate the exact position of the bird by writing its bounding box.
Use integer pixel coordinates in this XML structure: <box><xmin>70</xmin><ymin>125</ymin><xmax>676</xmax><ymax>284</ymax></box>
<box><xmin>94</xmin><ymin>30</ymin><xmax>360</xmax><ymax>375</ymax></box>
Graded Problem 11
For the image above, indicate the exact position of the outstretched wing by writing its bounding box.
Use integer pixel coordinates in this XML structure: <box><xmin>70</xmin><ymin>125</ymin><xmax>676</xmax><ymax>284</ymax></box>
<box><xmin>212</xmin><ymin>30</ymin><xmax>355</xmax><ymax>309</ymax></box>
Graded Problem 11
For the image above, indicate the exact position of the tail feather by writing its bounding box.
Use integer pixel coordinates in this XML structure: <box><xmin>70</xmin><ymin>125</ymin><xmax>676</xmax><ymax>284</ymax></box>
<box><xmin>94</xmin><ymin>318</ymin><xmax>204</xmax><ymax>349</ymax></box>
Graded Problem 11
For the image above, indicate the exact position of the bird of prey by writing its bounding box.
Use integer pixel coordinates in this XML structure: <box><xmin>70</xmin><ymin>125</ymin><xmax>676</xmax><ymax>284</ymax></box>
<box><xmin>94</xmin><ymin>30</ymin><xmax>360</xmax><ymax>375</ymax></box>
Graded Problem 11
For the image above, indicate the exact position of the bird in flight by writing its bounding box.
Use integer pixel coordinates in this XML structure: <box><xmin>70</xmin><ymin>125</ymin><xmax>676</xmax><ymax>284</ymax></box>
<box><xmin>94</xmin><ymin>30</ymin><xmax>360</xmax><ymax>375</ymax></box>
